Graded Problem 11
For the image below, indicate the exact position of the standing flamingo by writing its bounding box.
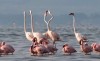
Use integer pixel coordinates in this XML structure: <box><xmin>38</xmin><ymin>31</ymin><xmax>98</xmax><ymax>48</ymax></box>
<box><xmin>69</xmin><ymin>13</ymin><xmax>87</xmax><ymax>45</ymax></box>
<box><xmin>23</xmin><ymin>11</ymin><xmax>34</xmax><ymax>41</ymax></box>
<box><xmin>29</xmin><ymin>10</ymin><xmax>48</xmax><ymax>44</ymax></box>
<box><xmin>43</xmin><ymin>10</ymin><xmax>61</xmax><ymax>47</ymax></box>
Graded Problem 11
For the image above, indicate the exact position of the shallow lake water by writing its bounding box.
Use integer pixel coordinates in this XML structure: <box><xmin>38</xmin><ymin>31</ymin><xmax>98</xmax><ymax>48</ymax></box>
<box><xmin>0</xmin><ymin>26</ymin><xmax>100</xmax><ymax>61</ymax></box>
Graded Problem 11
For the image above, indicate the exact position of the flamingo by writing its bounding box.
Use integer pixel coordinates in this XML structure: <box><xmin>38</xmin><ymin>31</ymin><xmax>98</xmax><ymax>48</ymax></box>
<box><xmin>29</xmin><ymin>45</ymin><xmax>45</xmax><ymax>56</ymax></box>
<box><xmin>29</xmin><ymin>10</ymin><xmax>48</xmax><ymax>44</ymax></box>
<box><xmin>43</xmin><ymin>10</ymin><xmax>61</xmax><ymax>47</ymax></box>
<box><xmin>0</xmin><ymin>42</ymin><xmax>2</xmax><ymax>56</ymax></box>
<box><xmin>69</xmin><ymin>13</ymin><xmax>87</xmax><ymax>45</ymax></box>
<box><xmin>0</xmin><ymin>42</ymin><xmax>15</xmax><ymax>55</ymax></box>
<box><xmin>62</xmin><ymin>43</ymin><xmax>77</xmax><ymax>55</ymax></box>
<box><xmin>29</xmin><ymin>41</ymin><xmax>49</xmax><ymax>56</ymax></box>
<box><xmin>23</xmin><ymin>11</ymin><xmax>34</xmax><ymax>41</ymax></box>
<box><xmin>80</xmin><ymin>41</ymin><xmax>92</xmax><ymax>55</ymax></box>
<box><xmin>91</xmin><ymin>43</ymin><xmax>100</xmax><ymax>54</ymax></box>
<box><xmin>41</xmin><ymin>40</ymin><xmax>58</xmax><ymax>54</ymax></box>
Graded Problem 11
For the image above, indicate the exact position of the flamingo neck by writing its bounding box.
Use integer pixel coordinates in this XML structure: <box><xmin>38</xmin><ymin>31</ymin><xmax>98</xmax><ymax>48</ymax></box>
<box><xmin>44</xmin><ymin>15</ymin><xmax>51</xmax><ymax>31</ymax></box>
<box><xmin>30</xmin><ymin>12</ymin><xmax>34</xmax><ymax>34</ymax></box>
<box><xmin>47</xmin><ymin>16</ymin><xmax>53</xmax><ymax>31</ymax></box>
<box><xmin>24</xmin><ymin>11</ymin><xmax>26</xmax><ymax>33</ymax></box>
<box><xmin>47</xmin><ymin>23</ymin><xmax>51</xmax><ymax>31</ymax></box>
<box><xmin>44</xmin><ymin>12</ymin><xmax>53</xmax><ymax>31</ymax></box>
<box><xmin>73</xmin><ymin>16</ymin><xmax>76</xmax><ymax>34</ymax></box>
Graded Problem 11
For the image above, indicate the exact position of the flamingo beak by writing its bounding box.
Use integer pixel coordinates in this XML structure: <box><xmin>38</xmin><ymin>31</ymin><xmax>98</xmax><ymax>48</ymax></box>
<box><xmin>45</xmin><ymin>10</ymin><xmax>48</xmax><ymax>16</ymax></box>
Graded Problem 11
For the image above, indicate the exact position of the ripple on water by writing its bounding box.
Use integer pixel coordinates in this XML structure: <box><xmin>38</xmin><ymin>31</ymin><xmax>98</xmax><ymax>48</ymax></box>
<box><xmin>0</xmin><ymin>27</ymin><xmax>100</xmax><ymax>61</ymax></box>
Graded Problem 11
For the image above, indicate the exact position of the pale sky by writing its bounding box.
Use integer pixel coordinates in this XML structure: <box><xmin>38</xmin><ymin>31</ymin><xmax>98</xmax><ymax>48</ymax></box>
<box><xmin>0</xmin><ymin>0</ymin><xmax>100</xmax><ymax>15</ymax></box>
<box><xmin>0</xmin><ymin>0</ymin><xmax>100</xmax><ymax>27</ymax></box>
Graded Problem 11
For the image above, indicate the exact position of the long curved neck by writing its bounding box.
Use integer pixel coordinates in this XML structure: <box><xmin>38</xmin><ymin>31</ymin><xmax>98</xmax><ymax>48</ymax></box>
<box><xmin>47</xmin><ymin>23</ymin><xmax>51</xmax><ymax>31</ymax></box>
<box><xmin>30</xmin><ymin>11</ymin><xmax>34</xmax><ymax>34</ymax></box>
<box><xmin>24</xmin><ymin>11</ymin><xmax>26</xmax><ymax>33</ymax></box>
<box><xmin>44</xmin><ymin>14</ymin><xmax>53</xmax><ymax>31</ymax></box>
<box><xmin>47</xmin><ymin>16</ymin><xmax>53</xmax><ymax>31</ymax></box>
<box><xmin>44</xmin><ymin>15</ymin><xmax>51</xmax><ymax>31</ymax></box>
<box><xmin>73</xmin><ymin>15</ymin><xmax>76</xmax><ymax>33</ymax></box>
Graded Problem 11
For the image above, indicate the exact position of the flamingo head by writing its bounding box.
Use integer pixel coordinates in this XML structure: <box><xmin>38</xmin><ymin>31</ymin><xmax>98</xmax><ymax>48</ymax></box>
<box><xmin>29</xmin><ymin>10</ymin><xmax>32</xmax><ymax>14</ymax></box>
<box><xmin>44</xmin><ymin>10</ymin><xmax>52</xmax><ymax>16</ymax></box>
<box><xmin>32</xmin><ymin>37</ymin><xmax>37</xmax><ymax>43</ymax></box>
<box><xmin>69</xmin><ymin>13</ymin><xmax>74</xmax><ymax>15</ymax></box>
<box><xmin>1</xmin><ymin>42</ymin><xmax>6</xmax><ymax>45</ymax></box>
<box><xmin>63</xmin><ymin>44</ymin><xmax>68</xmax><ymax>48</ymax></box>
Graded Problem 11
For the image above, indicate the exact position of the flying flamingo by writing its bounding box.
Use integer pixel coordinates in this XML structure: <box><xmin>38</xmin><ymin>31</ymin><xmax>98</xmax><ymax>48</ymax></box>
<box><xmin>43</xmin><ymin>10</ymin><xmax>61</xmax><ymax>47</ymax></box>
<box><xmin>29</xmin><ymin>10</ymin><xmax>48</xmax><ymax>44</ymax></box>
<box><xmin>69</xmin><ymin>13</ymin><xmax>87</xmax><ymax>45</ymax></box>
<box><xmin>23</xmin><ymin>11</ymin><xmax>34</xmax><ymax>41</ymax></box>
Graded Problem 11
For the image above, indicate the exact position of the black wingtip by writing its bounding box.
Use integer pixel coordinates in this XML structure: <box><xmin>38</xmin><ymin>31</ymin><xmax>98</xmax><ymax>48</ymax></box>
<box><xmin>69</xmin><ymin>13</ymin><xmax>74</xmax><ymax>15</ymax></box>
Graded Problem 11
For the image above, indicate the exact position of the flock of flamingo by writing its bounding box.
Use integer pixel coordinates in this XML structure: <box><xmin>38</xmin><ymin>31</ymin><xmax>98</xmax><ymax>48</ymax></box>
<box><xmin>0</xmin><ymin>10</ymin><xmax>100</xmax><ymax>56</ymax></box>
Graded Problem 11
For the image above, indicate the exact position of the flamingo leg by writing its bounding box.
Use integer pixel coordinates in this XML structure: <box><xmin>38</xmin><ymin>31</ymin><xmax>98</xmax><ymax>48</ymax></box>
<box><xmin>53</xmin><ymin>41</ymin><xmax>56</xmax><ymax>48</ymax></box>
